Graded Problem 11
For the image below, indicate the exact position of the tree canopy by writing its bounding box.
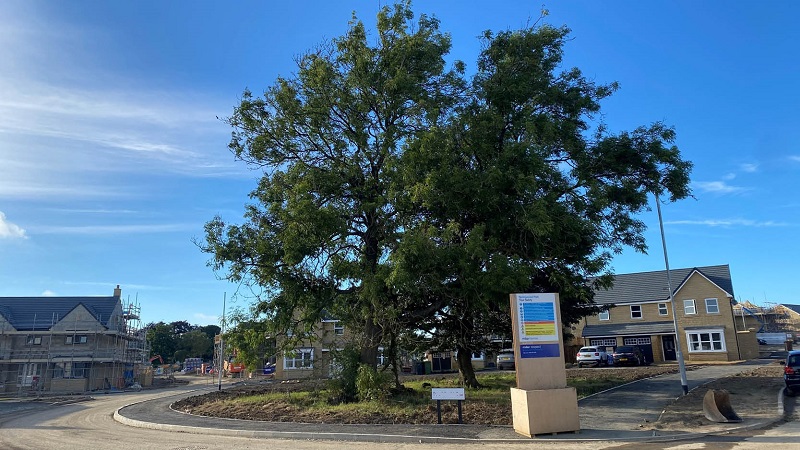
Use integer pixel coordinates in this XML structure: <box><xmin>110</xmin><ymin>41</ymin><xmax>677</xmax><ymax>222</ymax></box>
<box><xmin>200</xmin><ymin>3</ymin><xmax>692</xmax><ymax>388</ymax></box>
<box><xmin>146</xmin><ymin>320</ymin><xmax>219</xmax><ymax>363</ymax></box>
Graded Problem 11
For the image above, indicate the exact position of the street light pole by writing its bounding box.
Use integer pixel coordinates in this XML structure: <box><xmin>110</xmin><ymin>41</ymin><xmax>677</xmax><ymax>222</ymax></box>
<box><xmin>218</xmin><ymin>292</ymin><xmax>226</xmax><ymax>391</ymax></box>
<box><xmin>655</xmin><ymin>193</ymin><xmax>689</xmax><ymax>395</ymax></box>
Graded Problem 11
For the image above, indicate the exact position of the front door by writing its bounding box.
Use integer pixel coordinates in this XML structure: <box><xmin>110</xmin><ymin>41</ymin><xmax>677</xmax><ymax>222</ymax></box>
<box><xmin>663</xmin><ymin>335</ymin><xmax>677</xmax><ymax>361</ymax></box>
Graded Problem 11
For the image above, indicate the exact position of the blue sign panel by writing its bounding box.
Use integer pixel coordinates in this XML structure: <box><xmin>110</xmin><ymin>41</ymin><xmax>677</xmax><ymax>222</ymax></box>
<box><xmin>520</xmin><ymin>343</ymin><xmax>561</xmax><ymax>359</ymax></box>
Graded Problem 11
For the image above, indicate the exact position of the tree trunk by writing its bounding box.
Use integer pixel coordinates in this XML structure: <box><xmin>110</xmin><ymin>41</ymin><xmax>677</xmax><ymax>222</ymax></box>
<box><xmin>359</xmin><ymin>313</ymin><xmax>381</xmax><ymax>367</ymax></box>
<box><xmin>456</xmin><ymin>345</ymin><xmax>481</xmax><ymax>388</ymax></box>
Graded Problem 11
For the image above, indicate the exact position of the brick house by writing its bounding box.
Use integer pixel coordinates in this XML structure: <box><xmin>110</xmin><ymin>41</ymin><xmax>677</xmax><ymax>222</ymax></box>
<box><xmin>575</xmin><ymin>265</ymin><xmax>759</xmax><ymax>364</ymax></box>
<box><xmin>0</xmin><ymin>286</ymin><xmax>147</xmax><ymax>394</ymax></box>
<box><xmin>272</xmin><ymin>317</ymin><xmax>366</xmax><ymax>380</ymax></box>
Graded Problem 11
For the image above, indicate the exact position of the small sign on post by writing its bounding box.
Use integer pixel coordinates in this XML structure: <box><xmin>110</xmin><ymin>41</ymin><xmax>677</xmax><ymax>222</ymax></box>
<box><xmin>431</xmin><ymin>388</ymin><xmax>465</xmax><ymax>424</ymax></box>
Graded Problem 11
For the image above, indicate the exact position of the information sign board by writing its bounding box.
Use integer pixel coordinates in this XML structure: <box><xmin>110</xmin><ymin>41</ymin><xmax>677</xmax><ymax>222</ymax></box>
<box><xmin>514</xmin><ymin>293</ymin><xmax>559</xmax><ymax>343</ymax></box>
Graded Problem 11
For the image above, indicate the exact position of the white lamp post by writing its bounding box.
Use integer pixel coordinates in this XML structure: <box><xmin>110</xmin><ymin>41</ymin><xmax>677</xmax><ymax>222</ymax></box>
<box><xmin>655</xmin><ymin>193</ymin><xmax>689</xmax><ymax>395</ymax></box>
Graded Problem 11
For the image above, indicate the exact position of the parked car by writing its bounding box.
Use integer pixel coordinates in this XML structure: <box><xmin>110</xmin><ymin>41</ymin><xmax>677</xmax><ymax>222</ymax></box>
<box><xmin>610</xmin><ymin>345</ymin><xmax>645</xmax><ymax>366</ymax></box>
<box><xmin>781</xmin><ymin>350</ymin><xmax>800</xmax><ymax>396</ymax></box>
<box><xmin>576</xmin><ymin>346</ymin><xmax>608</xmax><ymax>368</ymax></box>
<box><xmin>496</xmin><ymin>350</ymin><xmax>515</xmax><ymax>370</ymax></box>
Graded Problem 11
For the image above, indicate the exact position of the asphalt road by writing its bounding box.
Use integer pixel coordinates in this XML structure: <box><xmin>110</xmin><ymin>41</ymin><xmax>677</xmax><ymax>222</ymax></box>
<box><xmin>2</xmin><ymin>364</ymin><xmax>800</xmax><ymax>449</ymax></box>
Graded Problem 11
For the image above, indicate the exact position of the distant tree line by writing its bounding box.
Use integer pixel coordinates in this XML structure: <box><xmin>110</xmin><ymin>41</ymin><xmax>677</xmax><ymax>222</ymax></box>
<box><xmin>145</xmin><ymin>320</ymin><xmax>221</xmax><ymax>364</ymax></box>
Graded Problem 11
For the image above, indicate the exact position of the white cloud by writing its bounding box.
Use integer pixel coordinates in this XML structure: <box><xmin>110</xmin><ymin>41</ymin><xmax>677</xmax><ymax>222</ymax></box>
<box><xmin>0</xmin><ymin>211</ymin><xmax>27</xmax><ymax>239</ymax></box>
<box><xmin>740</xmin><ymin>163</ymin><xmax>758</xmax><ymax>173</ymax></box>
<box><xmin>666</xmin><ymin>219</ymin><xmax>787</xmax><ymax>227</ymax></box>
<box><xmin>790</xmin><ymin>156</ymin><xmax>800</xmax><ymax>163</ymax></box>
<box><xmin>692</xmin><ymin>181</ymin><xmax>748</xmax><ymax>194</ymax></box>
<box><xmin>193</xmin><ymin>313</ymin><xmax>220</xmax><ymax>325</ymax></box>
<box><xmin>722</xmin><ymin>173</ymin><xmax>736</xmax><ymax>181</ymax></box>
<box><xmin>28</xmin><ymin>223</ymin><xmax>194</xmax><ymax>235</ymax></box>
<box><xmin>40</xmin><ymin>290</ymin><xmax>57</xmax><ymax>297</ymax></box>
<box><xmin>0</xmin><ymin>8</ymin><xmax>244</xmax><ymax>203</ymax></box>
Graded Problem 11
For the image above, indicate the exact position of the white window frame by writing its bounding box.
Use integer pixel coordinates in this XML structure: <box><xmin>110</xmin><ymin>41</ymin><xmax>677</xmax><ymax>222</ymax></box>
<box><xmin>658</xmin><ymin>303</ymin><xmax>668</xmax><ymax>316</ymax></box>
<box><xmin>623</xmin><ymin>337</ymin><xmax>651</xmax><ymax>345</ymax></box>
<box><xmin>686</xmin><ymin>329</ymin><xmax>726</xmax><ymax>353</ymax></box>
<box><xmin>683</xmin><ymin>299</ymin><xmax>696</xmax><ymax>315</ymax></box>
<box><xmin>333</xmin><ymin>323</ymin><xmax>344</xmax><ymax>335</ymax></box>
<box><xmin>589</xmin><ymin>338</ymin><xmax>617</xmax><ymax>347</ymax></box>
<box><xmin>630</xmin><ymin>305</ymin><xmax>643</xmax><ymax>320</ymax></box>
<box><xmin>378</xmin><ymin>346</ymin><xmax>387</xmax><ymax>366</ymax></box>
<box><xmin>705</xmin><ymin>298</ymin><xmax>720</xmax><ymax>314</ymax></box>
<box><xmin>283</xmin><ymin>348</ymin><xmax>314</xmax><ymax>370</ymax></box>
<box><xmin>26</xmin><ymin>335</ymin><xmax>42</xmax><ymax>345</ymax></box>
<box><xmin>598</xmin><ymin>310</ymin><xmax>610</xmax><ymax>321</ymax></box>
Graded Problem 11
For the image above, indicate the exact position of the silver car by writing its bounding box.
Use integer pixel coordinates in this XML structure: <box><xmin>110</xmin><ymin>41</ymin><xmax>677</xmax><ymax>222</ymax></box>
<box><xmin>496</xmin><ymin>350</ymin><xmax>515</xmax><ymax>370</ymax></box>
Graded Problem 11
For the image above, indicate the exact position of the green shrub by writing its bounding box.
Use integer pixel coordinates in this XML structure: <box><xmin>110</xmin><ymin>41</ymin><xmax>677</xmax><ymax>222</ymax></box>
<box><xmin>326</xmin><ymin>346</ymin><xmax>361</xmax><ymax>404</ymax></box>
<box><xmin>355</xmin><ymin>364</ymin><xmax>392</xmax><ymax>401</ymax></box>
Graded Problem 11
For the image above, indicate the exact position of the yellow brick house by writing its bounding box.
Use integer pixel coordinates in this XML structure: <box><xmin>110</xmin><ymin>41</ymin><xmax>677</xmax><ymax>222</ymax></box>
<box><xmin>576</xmin><ymin>265</ymin><xmax>759</xmax><ymax>364</ymax></box>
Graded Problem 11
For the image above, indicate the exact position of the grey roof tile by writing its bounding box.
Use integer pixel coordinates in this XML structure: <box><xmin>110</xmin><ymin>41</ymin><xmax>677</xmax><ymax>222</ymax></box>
<box><xmin>593</xmin><ymin>264</ymin><xmax>733</xmax><ymax>306</ymax></box>
<box><xmin>581</xmin><ymin>321</ymin><xmax>676</xmax><ymax>337</ymax></box>
<box><xmin>0</xmin><ymin>296</ymin><xmax>119</xmax><ymax>330</ymax></box>
<box><xmin>781</xmin><ymin>304</ymin><xmax>800</xmax><ymax>315</ymax></box>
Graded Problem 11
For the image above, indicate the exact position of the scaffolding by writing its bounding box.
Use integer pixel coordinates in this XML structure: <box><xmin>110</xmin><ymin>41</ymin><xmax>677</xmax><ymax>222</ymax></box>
<box><xmin>733</xmin><ymin>301</ymin><xmax>793</xmax><ymax>333</ymax></box>
<box><xmin>0</xmin><ymin>294</ymin><xmax>149</xmax><ymax>397</ymax></box>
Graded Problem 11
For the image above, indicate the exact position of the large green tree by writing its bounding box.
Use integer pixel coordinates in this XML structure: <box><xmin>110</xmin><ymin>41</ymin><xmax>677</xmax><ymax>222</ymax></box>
<box><xmin>394</xmin><ymin>25</ymin><xmax>691</xmax><ymax>386</ymax></box>
<box><xmin>201</xmin><ymin>4</ymin><xmax>692</xmax><ymax>387</ymax></box>
<box><xmin>200</xmin><ymin>3</ymin><xmax>463</xmax><ymax>367</ymax></box>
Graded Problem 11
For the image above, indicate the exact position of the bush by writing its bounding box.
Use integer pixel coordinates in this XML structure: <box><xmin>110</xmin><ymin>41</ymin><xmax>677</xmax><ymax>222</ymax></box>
<box><xmin>326</xmin><ymin>346</ymin><xmax>361</xmax><ymax>404</ymax></box>
<box><xmin>356</xmin><ymin>364</ymin><xmax>392</xmax><ymax>402</ymax></box>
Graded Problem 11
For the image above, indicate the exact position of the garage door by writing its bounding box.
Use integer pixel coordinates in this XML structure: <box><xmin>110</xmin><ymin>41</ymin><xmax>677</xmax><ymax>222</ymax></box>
<box><xmin>623</xmin><ymin>337</ymin><xmax>653</xmax><ymax>364</ymax></box>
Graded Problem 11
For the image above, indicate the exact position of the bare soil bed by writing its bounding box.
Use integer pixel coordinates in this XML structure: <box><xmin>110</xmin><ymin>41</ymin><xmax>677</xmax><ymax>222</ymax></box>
<box><xmin>653</xmin><ymin>363</ymin><xmax>785</xmax><ymax>431</ymax></box>
<box><xmin>174</xmin><ymin>364</ymin><xmax>719</xmax><ymax>426</ymax></box>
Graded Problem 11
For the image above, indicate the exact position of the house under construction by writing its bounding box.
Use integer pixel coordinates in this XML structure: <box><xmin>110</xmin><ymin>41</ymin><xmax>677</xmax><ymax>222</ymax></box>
<box><xmin>0</xmin><ymin>285</ymin><xmax>148</xmax><ymax>396</ymax></box>
<box><xmin>733</xmin><ymin>301</ymin><xmax>800</xmax><ymax>333</ymax></box>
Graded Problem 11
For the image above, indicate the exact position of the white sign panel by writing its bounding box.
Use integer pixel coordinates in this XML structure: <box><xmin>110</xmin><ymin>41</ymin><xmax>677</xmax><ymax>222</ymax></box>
<box><xmin>431</xmin><ymin>388</ymin><xmax>465</xmax><ymax>400</ymax></box>
<box><xmin>515</xmin><ymin>293</ymin><xmax>559</xmax><ymax>343</ymax></box>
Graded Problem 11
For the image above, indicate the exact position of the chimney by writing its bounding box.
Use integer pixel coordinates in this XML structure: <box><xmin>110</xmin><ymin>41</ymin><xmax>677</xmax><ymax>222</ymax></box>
<box><xmin>114</xmin><ymin>285</ymin><xmax>121</xmax><ymax>298</ymax></box>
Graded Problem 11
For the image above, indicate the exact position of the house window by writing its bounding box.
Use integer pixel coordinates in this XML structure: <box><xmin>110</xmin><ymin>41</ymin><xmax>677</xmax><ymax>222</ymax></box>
<box><xmin>378</xmin><ymin>347</ymin><xmax>387</xmax><ymax>366</ymax></box>
<box><xmin>71</xmin><ymin>362</ymin><xmax>91</xmax><ymax>378</ymax></box>
<box><xmin>683</xmin><ymin>299</ymin><xmax>696</xmax><ymax>315</ymax></box>
<box><xmin>623</xmin><ymin>337</ymin><xmax>651</xmax><ymax>345</ymax></box>
<box><xmin>630</xmin><ymin>305</ymin><xmax>643</xmax><ymax>319</ymax></box>
<box><xmin>334</xmin><ymin>323</ymin><xmax>344</xmax><ymax>335</ymax></box>
<box><xmin>284</xmin><ymin>348</ymin><xmax>313</xmax><ymax>369</ymax></box>
<box><xmin>598</xmin><ymin>310</ymin><xmax>610</xmax><ymax>321</ymax></box>
<box><xmin>66</xmin><ymin>335</ymin><xmax>88</xmax><ymax>344</ymax></box>
<box><xmin>658</xmin><ymin>303</ymin><xmax>668</xmax><ymax>316</ymax></box>
<box><xmin>26</xmin><ymin>335</ymin><xmax>42</xmax><ymax>345</ymax></box>
<box><xmin>686</xmin><ymin>329</ymin><xmax>725</xmax><ymax>352</ymax></box>
<box><xmin>705</xmin><ymin>298</ymin><xmax>720</xmax><ymax>314</ymax></box>
<box><xmin>590</xmin><ymin>338</ymin><xmax>617</xmax><ymax>347</ymax></box>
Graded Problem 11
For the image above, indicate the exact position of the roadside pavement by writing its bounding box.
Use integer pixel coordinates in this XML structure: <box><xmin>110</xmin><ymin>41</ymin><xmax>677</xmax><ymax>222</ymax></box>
<box><xmin>114</xmin><ymin>359</ymin><xmax>787</xmax><ymax>443</ymax></box>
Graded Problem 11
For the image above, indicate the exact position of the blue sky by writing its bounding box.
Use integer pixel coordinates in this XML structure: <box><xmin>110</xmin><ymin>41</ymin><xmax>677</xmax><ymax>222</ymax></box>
<box><xmin>1</xmin><ymin>1</ymin><xmax>798</xmax><ymax>326</ymax></box>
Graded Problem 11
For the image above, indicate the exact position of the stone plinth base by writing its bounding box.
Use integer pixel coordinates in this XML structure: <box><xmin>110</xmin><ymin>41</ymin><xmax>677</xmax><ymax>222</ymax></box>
<box><xmin>510</xmin><ymin>387</ymin><xmax>580</xmax><ymax>437</ymax></box>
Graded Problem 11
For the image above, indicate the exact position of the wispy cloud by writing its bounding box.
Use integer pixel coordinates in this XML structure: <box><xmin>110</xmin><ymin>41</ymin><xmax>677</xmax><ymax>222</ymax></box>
<box><xmin>0</xmin><ymin>7</ymin><xmax>244</xmax><ymax>203</ymax></box>
<box><xmin>0</xmin><ymin>211</ymin><xmax>27</xmax><ymax>239</ymax></box>
<box><xmin>28</xmin><ymin>223</ymin><xmax>194</xmax><ymax>235</ymax></box>
<box><xmin>193</xmin><ymin>313</ymin><xmax>220</xmax><ymax>325</ymax></box>
<box><xmin>790</xmin><ymin>156</ymin><xmax>800</xmax><ymax>163</ymax></box>
<box><xmin>740</xmin><ymin>163</ymin><xmax>758</xmax><ymax>173</ymax></box>
<box><xmin>40</xmin><ymin>290</ymin><xmax>57</xmax><ymax>297</ymax></box>
<box><xmin>666</xmin><ymin>219</ymin><xmax>787</xmax><ymax>227</ymax></box>
<box><xmin>692</xmin><ymin>181</ymin><xmax>749</xmax><ymax>195</ymax></box>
